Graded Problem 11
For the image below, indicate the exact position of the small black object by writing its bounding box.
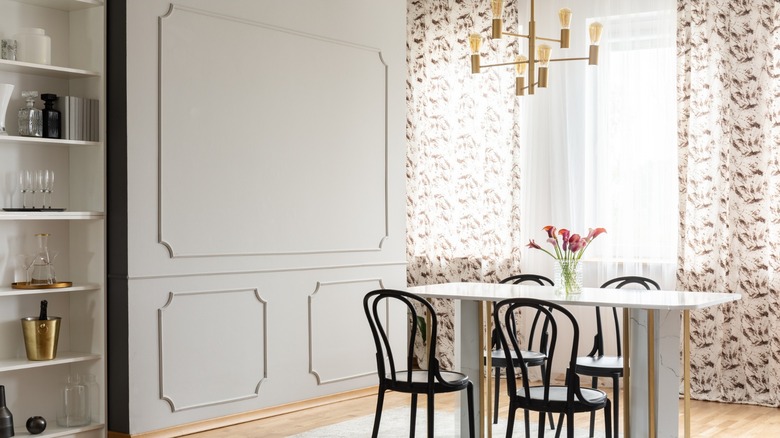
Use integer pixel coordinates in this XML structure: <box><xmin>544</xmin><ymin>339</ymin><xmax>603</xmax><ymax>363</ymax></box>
<box><xmin>25</xmin><ymin>416</ymin><xmax>46</xmax><ymax>435</ymax></box>
<box><xmin>38</xmin><ymin>300</ymin><xmax>48</xmax><ymax>321</ymax></box>
<box><xmin>0</xmin><ymin>385</ymin><xmax>13</xmax><ymax>438</ymax></box>
<box><xmin>41</xmin><ymin>93</ymin><xmax>60</xmax><ymax>139</ymax></box>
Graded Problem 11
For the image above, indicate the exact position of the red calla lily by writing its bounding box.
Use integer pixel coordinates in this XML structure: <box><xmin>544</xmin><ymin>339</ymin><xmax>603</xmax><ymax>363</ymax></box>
<box><xmin>527</xmin><ymin>225</ymin><xmax>606</xmax><ymax>262</ymax></box>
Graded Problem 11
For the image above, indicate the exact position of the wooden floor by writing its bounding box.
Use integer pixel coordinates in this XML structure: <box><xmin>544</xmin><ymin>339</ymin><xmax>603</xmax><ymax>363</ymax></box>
<box><xmin>184</xmin><ymin>387</ymin><xmax>780</xmax><ymax>437</ymax></box>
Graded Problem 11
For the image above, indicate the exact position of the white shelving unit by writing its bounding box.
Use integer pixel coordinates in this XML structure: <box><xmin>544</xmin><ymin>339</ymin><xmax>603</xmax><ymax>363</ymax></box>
<box><xmin>0</xmin><ymin>59</ymin><xmax>99</xmax><ymax>79</ymax></box>
<box><xmin>0</xmin><ymin>0</ymin><xmax>105</xmax><ymax>436</ymax></box>
<box><xmin>0</xmin><ymin>134</ymin><xmax>100</xmax><ymax>147</ymax></box>
<box><xmin>0</xmin><ymin>211</ymin><xmax>104</xmax><ymax>220</ymax></box>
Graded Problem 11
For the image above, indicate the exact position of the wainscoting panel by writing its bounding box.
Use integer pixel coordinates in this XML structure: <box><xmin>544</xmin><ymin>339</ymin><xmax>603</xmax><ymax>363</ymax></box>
<box><xmin>158</xmin><ymin>4</ymin><xmax>388</xmax><ymax>258</ymax></box>
<box><xmin>308</xmin><ymin>279</ymin><xmax>383</xmax><ymax>384</ymax></box>
<box><xmin>158</xmin><ymin>287</ymin><xmax>267</xmax><ymax>412</ymax></box>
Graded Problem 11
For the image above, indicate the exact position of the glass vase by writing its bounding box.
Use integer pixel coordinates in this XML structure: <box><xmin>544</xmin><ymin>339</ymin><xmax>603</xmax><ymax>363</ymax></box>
<box><xmin>554</xmin><ymin>260</ymin><xmax>583</xmax><ymax>295</ymax></box>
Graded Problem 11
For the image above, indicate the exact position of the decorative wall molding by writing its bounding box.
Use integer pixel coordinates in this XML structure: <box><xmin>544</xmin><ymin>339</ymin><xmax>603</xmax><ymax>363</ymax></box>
<box><xmin>157</xmin><ymin>4</ymin><xmax>389</xmax><ymax>258</ymax></box>
<box><xmin>159</xmin><ymin>287</ymin><xmax>267</xmax><ymax>411</ymax></box>
<box><xmin>120</xmin><ymin>260</ymin><xmax>407</xmax><ymax>281</ymax></box>
<box><xmin>308</xmin><ymin>278</ymin><xmax>384</xmax><ymax>384</ymax></box>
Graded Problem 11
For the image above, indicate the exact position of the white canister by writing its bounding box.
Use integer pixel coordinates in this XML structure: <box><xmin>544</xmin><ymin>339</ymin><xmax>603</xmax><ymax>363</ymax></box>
<box><xmin>15</xmin><ymin>28</ymin><xmax>51</xmax><ymax>65</ymax></box>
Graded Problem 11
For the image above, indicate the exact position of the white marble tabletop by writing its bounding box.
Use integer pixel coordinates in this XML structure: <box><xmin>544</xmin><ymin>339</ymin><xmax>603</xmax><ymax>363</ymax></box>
<box><xmin>408</xmin><ymin>282</ymin><xmax>741</xmax><ymax>310</ymax></box>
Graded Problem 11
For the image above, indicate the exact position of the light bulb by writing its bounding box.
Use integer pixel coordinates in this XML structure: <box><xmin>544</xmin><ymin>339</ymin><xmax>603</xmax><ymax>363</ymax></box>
<box><xmin>515</xmin><ymin>56</ymin><xmax>527</xmax><ymax>96</ymax></box>
<box><xmin>558</xmin><ymin>8</ymin><xmax>572</xmax><ymax>29</ymax></box>
<box><xmin>490</xmin><ymin>0</ymin><xmax>504</xmax><ymax>38</ymax></box>
<box><xmin>469</xmin><ymin>33</ymin><xmax>482</xmax><ymax>73</ymax></box>
<box><xmin>469</xmin><ymin>33</ymin><xmax>482</xmax><ymax>55</ymax></box>
<box><xmin>559</xmin><ymin>8</ymin><xmax>572</xmax><ymax>48</ymax></box>
<box><xmin>491</xmin><ymin>0</ymin><xmax>504</xmax><ymax>18</ymax></box>
<box><xmin>515</xmin><ymin>55</ymin><xmax>528</xmax><ymax>76</ymax></box>
<box><xmin>537</xmin><ymin>44</ymin><xmax>552</xmax><ymax>67</ymax></box>
<box><xmin>589</xmin><ymin>22</ymin><xmax>604</xmax><ymax>45</ymax></box>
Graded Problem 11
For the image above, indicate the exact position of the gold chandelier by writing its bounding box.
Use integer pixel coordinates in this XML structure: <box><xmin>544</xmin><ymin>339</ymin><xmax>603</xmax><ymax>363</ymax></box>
<box><xmin>469</xmin><ymin>0</ymin><xmax>603</xmax><ymax>96</ymax></box>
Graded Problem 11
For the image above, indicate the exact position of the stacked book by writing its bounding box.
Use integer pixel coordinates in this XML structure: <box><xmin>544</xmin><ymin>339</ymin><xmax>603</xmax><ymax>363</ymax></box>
<box><xmin>55</xmin><ymin>96</ymin><xmax>99</xmax><ymax>141</ymax></box>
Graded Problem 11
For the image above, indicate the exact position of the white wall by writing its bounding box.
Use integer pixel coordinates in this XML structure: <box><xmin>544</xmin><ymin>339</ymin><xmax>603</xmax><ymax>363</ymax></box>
<box><xmin>122</xmin><ymin>0</ymin><xmax>405</xmax><ymax>433</ymax></box>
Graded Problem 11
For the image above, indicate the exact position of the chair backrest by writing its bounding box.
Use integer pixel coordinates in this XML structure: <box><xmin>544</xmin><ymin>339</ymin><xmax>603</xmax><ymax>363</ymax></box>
<box><xmin>592</xmin><ymin>276</ymin><xmax>660</xmax><ymax>357</ymax></box>
<box><xmin>363</xmin><ymin>289</ymin><xmax>439</xmax><ymax>384</ymax></box>
<box><xmin>496</xmin><ymin>274</ymin><xmax>554</xmax><ymax>352</ymax></box>
<box><xmin>494</xmin><ymin>298</ymin><xmax>583</xmax><ymax>403</ymax></box>
<box><xmin>499</xmin><ymin>274</ymin><xmax>554</xmax><ymax>287</ymax></box>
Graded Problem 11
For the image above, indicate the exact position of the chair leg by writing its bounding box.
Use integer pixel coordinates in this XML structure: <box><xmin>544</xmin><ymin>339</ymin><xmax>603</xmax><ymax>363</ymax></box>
<box><xmin>493</xmin><ymin>366</ymin><xmax>501</xmax><ymax>424</ymax></box>
<box><xmin>567</xmin><ymin>411</ymin><xmax>575</xmax><ymax>438</ymax></box>
<box><xmin>554</xmin><ymin>414</ymin><xmax>564</xmax><ymax>438</ymax></box>
<box><xmin>371</xmin><ymin>389</ymin><xmax>385</xmax><ymax>438</ymax></box>
<box><xmin>613</xmin><ymin>375</ymin><xmax>620</xmax><ymax>438</ymax></box>
<box><xmin>506</xmin><ymin>405</ymin><xmax>516</xmax><ymax>438</ymax></box>
<box><xmin>605</xmin><ymin>399</ymin><xmax>613</xmax><ymax>438</ymax></box>
<box><xmin>524</xmin><ymin>409</ymin><xmax>531</xmax><ymax>438</ymax></box>
<box><xmin>540</xmin><ymin>363</ymin><xmax>555</xmax><ymax>430</ymax></box>
<box><xmin>426</xmin><ymin>391</ymin><xmax>434</xmax><ymax>438</ymax></box>
<box><xmin>467</xmin><ymin>381</ymin><xmax>476</xmax><ymax>438</ymax></box>
<box><xmin>538</xmin><ymin>411</ymin><xmax>546</xmax><ymax>438</ymax></box>
<box><xmin>410</xmin><ymin>393</ymin><xmax>417</xmax><ymax>438</ymax></box>
<box><xmin>589</xmin><ymin>376</ymin><xmax>598</xmax><ymax>437</ymax></box>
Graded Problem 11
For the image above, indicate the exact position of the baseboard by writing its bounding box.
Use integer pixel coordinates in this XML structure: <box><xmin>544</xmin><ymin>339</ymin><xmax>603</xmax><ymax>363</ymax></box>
<box><xmin>107</xmin><ymin>386</ymin><xmax>377</xmax><ymax>438</ymax></box>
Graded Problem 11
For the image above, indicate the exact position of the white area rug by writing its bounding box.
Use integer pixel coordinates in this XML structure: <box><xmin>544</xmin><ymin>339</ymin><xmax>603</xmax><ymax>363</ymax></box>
<box><xmin>291</xmin><ymin>407</ymin><xmax>597</xmax><ymax>437</ymax></box>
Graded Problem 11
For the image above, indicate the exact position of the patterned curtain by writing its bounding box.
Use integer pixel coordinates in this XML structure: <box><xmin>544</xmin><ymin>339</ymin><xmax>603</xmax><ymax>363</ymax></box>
<box><xmin>677</xmin><ymin>0</ymin><xmax>780</xmax><ymax>406</ymax></box>
<box><xmin>406</xmin><ymin>0</ymin><xmax>525</xmax><ymax>367</ymax></box>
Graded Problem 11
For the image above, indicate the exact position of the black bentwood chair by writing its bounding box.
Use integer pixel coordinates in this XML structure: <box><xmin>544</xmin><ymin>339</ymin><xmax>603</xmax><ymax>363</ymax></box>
<box><xmin>363</xmin><ymin>289</ymin><xmax>475</xmax><ymax>438</ymax></box>
<box><xmin>494</xmin><ymin>297</ymin><xmax>612</xmax><ymax>438</ymax></box>
<box><xmin>575</xmin><ymin>276</ymin><xmax>660</xmax><ymax>438</ymax></box>
<box><xmin>491</xmin><ymin>274</ymin><xmax>556</xmax><ymax>433</ymax></box>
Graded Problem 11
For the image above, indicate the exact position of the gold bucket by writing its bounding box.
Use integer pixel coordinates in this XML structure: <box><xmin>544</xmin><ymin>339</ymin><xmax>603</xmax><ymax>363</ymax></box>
<box><xmin>21</xmin><ymin>316</ymin><xmax>61</xmax><ymax>360</ymax></box>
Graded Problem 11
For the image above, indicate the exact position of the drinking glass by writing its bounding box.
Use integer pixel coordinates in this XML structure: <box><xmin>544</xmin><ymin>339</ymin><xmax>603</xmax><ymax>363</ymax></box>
<box><xmin>39</xmin><ymin>170</ymin><xmax>53</xmax><ymax>209</ymax></box>
<box><xmin>33</xmin><ymin>170</ymin><xmax>44</xmax><ymax>208</ymax></box>
<box><xmin>19</xmin><ymin>170</ymin><xmax>33</xmax><ymax>209</ymax></box>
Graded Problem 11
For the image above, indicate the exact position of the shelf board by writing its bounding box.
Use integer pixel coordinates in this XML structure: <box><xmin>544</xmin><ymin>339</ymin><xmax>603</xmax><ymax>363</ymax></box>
<box><xmin>0</xmin><ymin>211</ymin><xmax>104</xmax><ymax>220</ymax></box>
<box><xmin>14</xmin><ymin>422</ymin><xmax>104</xmax><ymax>437</ymax></box>
<box><xmin>0</xmin><ymin>351</ymin><xmax>100</xmax><ymax>372</ymax></box>
<box><xmin>0</xmin><ymin>59</ymin><xmax>100</xmax><ymax>79</ymax></box>
<box><xmin>0</xmin><ymin>283</ymin><xmax>100</xmax><ymax>296</ymax></box>
<box><xmin>8</xmin><ymin>0</ymin><xmax>103</xmax><ymax>12</ymax></box>
<box><xmin>0</xmin><ymin>134</ymin><xmax>100</xmax><ymax>147</ymax></box>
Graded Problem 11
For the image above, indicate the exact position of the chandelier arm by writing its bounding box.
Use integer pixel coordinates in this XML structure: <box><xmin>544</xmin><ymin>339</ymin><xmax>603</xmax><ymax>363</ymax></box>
<box><xmin>480</xmin><ymin>60</ymin><xmax>530</xmax><ymax>69</ymax></box>
<box><xmin>518</xmin><ymin>83</ymin><xmax>539</xmax><ymax>93</ymax></box>
<box><xmin>536</xmin><ymin>36</ymin><xmax>562</xmax><ymax>43</ymax></box>
<box><xmin>502</xmin><ymin>32</ymin><xmax>529</xmax><ymax>39</ymax></box>
<box><xmin>549</xmin><ymin>57</ymin><xmax>589</xmax><ymax>62</ymax></box>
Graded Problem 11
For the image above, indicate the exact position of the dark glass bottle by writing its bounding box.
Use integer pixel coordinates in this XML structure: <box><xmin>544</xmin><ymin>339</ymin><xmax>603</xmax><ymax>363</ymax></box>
<box><xmin>41</xmin><ymin>93</ymin><xmax>60</xmax><ymax>139</ymax></box>
<box><xmin>0</xmin><ymin>385</ymin><xmax>13</xmax><ymax>438</ymax></box>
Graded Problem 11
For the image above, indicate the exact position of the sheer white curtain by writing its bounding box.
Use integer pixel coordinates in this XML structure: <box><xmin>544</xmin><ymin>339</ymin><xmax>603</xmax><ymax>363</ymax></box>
<box><xmin>519</xmin><ymin>0</ymin><xmax>678</xmax><ymax>290</ymax></box>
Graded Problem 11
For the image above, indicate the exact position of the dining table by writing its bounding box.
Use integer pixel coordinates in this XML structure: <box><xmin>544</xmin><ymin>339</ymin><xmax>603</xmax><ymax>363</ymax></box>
<box><xmin>407</xmin><ymin>282</ymin><xmax>741</xmax><ymax>438</ymax></box>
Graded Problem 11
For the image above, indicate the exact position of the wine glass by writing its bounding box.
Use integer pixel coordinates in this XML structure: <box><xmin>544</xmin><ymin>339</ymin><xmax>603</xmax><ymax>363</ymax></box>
<box><xmin>33</xmin><ymin>170</ymin><xmax>44</xmax><ymax>209</ymax></box>
<box><xmin>19</xmin><ymin>170</ymin><xmax>33</xmax><ymax>209</ymax></box>
<box><xmin>39</xmin><ymin>170</ymin><xmax>53</xmax><ymax>209</ymax></box>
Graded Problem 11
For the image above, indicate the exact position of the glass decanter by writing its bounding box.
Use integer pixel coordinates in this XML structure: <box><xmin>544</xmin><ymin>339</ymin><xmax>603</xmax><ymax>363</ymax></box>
<box><xmin>28</xmin><ymin>233</ymin><xmax>56</xmax><ymax>285</ymax></box>
<box><xmin>18</xmin><ymin>90</ymin><xmax>42</xmax><ymax>137</ymax></box>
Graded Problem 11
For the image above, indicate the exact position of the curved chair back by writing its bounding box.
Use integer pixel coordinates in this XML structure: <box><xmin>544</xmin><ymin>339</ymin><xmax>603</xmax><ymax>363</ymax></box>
<box><xmin>494</xmin><ymin>298</ymin><xmax>583</xmax><ymax>404</ymax></box>
<box><xmin>497</xmin><ymin>274</ymin><xmax>554</xmax><ymax>353</ymax></box>
<box><xmin>363</xmin><ymin>289</ymin><xmax>439</xmax><ymax>384</ymax></box>
<box><xmin>593</xmin><ymin>276</ymin><xmax>660</xmax><ymax>357</ymax></box>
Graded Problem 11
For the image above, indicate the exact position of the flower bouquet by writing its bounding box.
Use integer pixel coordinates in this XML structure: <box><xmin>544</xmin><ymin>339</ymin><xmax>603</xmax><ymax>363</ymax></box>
<box><xmin>527</xmin><ymin>226</ymin><xmax>606</xmax><ymax>295</ymax></box>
